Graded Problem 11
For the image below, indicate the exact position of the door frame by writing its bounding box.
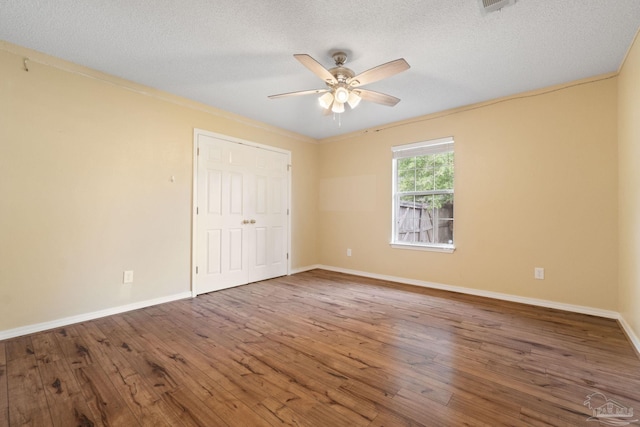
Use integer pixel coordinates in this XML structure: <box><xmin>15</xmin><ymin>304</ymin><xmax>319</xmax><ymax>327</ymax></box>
<box><xmin>191</xmin><ymin>129</ymin><xmax>292</xmax><ymax>297</ymax></box>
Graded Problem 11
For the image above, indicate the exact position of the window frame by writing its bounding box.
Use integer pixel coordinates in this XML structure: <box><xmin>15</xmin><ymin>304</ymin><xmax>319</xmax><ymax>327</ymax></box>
<box><xmin>391</xmin><ymin>136</ymin><xmax>455</xmax><ymax>253</ymax></box>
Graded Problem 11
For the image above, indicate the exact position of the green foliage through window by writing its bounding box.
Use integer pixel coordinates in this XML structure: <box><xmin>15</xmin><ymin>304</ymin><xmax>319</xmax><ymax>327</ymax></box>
<box><xmin>397</xmin><ymin>152</ymin><xmax>454</xmax><ymax>208</ymax></box>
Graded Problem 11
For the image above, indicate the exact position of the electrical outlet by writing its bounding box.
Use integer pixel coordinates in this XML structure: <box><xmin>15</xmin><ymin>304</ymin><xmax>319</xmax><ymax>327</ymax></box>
<box><xmin>347</xmin><ymin>248</ymin><xmax>352</xmax><ymax>257</ymax></box>
<box><xmin>123</xmin><ymin>270</ymin><xmax>134</xmax><ymax>284</ymax></box>
<box><xmin>534</xmin><ymin>267</ymin><xmax>544</xmax><ymax>280</ymax></box>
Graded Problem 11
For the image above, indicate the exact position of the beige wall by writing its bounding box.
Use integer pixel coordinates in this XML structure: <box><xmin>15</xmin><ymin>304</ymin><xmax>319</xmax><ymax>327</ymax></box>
<box><xmin>0</xmin><ymin>42</ymin><xmax>318</xmax><ymax>331</ymax></box>
<box><xmin>0</xmin><ymin>36</ymin><xmax>632</xmax><ymax>335</ymax></box>
<box><xmin>618</xmin><ymin>33</ymin><xmax>640</xmax><ymax>343</ymax></box>
<box><xmin>317</xmin><ymin>76</ymin><xmax>619</xmax><ymax>310</ymax></box>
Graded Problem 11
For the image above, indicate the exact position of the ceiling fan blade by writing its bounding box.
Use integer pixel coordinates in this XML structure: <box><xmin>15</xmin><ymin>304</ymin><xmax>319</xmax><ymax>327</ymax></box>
<box><xmin>348</xmin><ymin>58</ymin><xmax>410</xmax><ymax>87</ymax></box>
<box><xmin>354</xmin><ymin>89</ymin><xmax>401</xmax><ymax>106</ymax></box>
<box><xmin>294</xmin><ymin>54</ymin><xmax>337</xmax><ymax>85</ymax></box>
<box><xmin>268</xmin><ymin>88</ymin><xmax>328</xmax><ymax>99</ymax></box>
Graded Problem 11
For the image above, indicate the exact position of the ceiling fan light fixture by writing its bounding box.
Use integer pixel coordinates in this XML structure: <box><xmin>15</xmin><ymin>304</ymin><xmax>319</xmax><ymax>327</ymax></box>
<box><xmin>334</xmin><ymin>87</ymin><xmax>350</xmax><ymax>104</ymax></box>
<box><xmin>347</xmin><ymin>91</ymin><xmax>361</xmax><ymax>109</ymax></box>
<box><xmin>331</xmin><ymin>101</ymin><xmax>345</xmax><ymax>114</ymax></box>
<box><xmin>318</xmin><ymin>92</ymin><xmax>334</xmax><ymax>109</ymax></box>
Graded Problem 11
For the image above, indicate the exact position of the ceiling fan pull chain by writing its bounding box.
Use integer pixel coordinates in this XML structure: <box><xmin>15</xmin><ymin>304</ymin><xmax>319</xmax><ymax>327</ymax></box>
<box><xmin>332</xmin><ymin>112</ymin><xmax>342</xmax><ymax>127</ymax></box>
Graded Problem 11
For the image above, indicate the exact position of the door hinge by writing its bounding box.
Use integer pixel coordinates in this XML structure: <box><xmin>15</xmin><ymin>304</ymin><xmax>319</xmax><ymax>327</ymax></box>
<box><xmin>197</xmin><ymin>147</ymin><xmax>200</xmax><ymax>156</ymax></box>
<box><xmin>287</xmin><ymin>208</ymin><xmax>289</xmax><ymax>215</ymax></box>
<box><xmin>286</xmin><ymin>253</ymin><xmax>289</xmax><ymax>260</ymax></box>
<box><xmin>287</xmin><ymin>164</ymin><xmax>292</xmax><ymax>171</ymax></box>
<box><xmin>196</xmin><ymin>206</ymin><xmax>199</xmax><ymax>215</ymax></box>
<box><xmin>196</xmin><ymin>266</ymin><xmax>199</xmax><ymax>274</ymax></box>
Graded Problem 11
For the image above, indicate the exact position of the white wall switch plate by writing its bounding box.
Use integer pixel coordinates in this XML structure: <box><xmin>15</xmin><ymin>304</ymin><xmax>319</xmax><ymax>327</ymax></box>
<box><xmin>534</xmin><ymin>267</ymin><xmax>544</xmax><ymax>280</ymax></box>
<box><xmin>347</xmin><ymin>248</ymin><xmax>352</xmax><ymax>257</ymax></box>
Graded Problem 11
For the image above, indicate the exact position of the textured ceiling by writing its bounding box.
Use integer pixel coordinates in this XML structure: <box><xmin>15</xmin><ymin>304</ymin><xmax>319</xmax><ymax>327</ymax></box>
<box><xmin>1</xmin><ymin>1</ymin><xmax>639</xmax><ymax>140</ymax></box>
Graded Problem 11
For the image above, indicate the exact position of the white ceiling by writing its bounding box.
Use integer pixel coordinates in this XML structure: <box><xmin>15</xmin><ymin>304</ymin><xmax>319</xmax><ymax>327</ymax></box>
<box><xmin>1</xmin><ymin>1</ymin><xmax>639</xmax><ymax>140</ymax></box>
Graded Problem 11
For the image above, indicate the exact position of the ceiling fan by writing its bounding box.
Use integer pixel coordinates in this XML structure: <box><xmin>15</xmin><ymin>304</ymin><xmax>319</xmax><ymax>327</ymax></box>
<box><xmin>268</xmin><ymin>51</ymin><xmax>410</xmax><ymax>114</ymax></box>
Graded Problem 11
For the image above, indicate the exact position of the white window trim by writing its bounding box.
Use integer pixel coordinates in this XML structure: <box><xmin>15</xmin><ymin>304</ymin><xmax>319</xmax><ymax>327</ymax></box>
<box><xmin>391</xmin><ymin>136</ymin><xmax>455</xmax><ymax>253</ymax></box>
<box><xmin>392</xmin><ymin>137</ymin><xmax>454</xmax><ymax>158</ymax></box>
<box><xmin>390</xmin><ymin>243</ymin><xmax>455</xmax><ymax>253</ymax></box>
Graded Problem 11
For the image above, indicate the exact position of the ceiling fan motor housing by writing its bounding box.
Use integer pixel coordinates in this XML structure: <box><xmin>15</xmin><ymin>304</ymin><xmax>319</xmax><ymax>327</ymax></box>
<box><xmin>329</xmin><ymin>67</ymin><xmax>355</xmax><ymax>83</ymax></box>
<box><xmin>329</xmin><ymin>52</ymin><xmax>355</xmax><ymax>84</ymax></box>
<box><xmin>332</xmin><ymin>51</ymin><xmax>348</xmax><ymax>66</ymax></box>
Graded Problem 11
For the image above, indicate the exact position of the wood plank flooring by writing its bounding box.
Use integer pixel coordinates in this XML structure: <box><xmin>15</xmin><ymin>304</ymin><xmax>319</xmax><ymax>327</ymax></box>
<box><xmin>1</xmin><ymin>269</ymin><xmax>639</xmax><ymax>426</ymax></box>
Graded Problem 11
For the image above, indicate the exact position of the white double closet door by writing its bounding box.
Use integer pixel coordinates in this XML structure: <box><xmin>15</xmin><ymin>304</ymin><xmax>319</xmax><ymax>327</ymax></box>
<box><xmin>194</xmin><ymin>132</ymin><xmax>289</xmax><ymax>295</ymax></box>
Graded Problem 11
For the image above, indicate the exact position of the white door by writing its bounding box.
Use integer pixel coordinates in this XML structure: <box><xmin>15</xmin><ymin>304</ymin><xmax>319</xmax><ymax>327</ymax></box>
<box><xmin>248</xmin><ymin>146</ymin><xmax>289</xmax><ymax>283</ymax></box>
<box><xmin>195</xmin><ymin>133</ymin><xmax>289</xmax><ymax>294</ymax></box>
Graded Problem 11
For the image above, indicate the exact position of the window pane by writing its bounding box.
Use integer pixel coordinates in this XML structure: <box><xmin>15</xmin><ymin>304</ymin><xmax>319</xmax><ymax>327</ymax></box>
<box><xmin>437</xmin><ymin>219</ymin><xmax>454</xmax><ymax>244</ymax></box>
<box><xmin>429</xmin><ymin>195</ymin><xmax>454</xmax><ymax>244</ymax></box>
<box><xmin>395</xmin><ymin>189</ymin><xmax>456</xmax><ymax>244</ymax></box>
<box><xmin>417</xmin><ymin>195</ymin><xmax>434</xmax><ymax>244</ymax></box>
<box><xmin>397</xmin><ymin>195</ymin><xmax>417</xmax><ymax>243</ymax></box>
<box><xmin>433</xmin><ymin>152</ymin><xmax>454</xmax><ymax>190</ymax></box>
<box><xmin>425</xmin><ymin>155</ymin><xmax>436</xmax><ymax>191</ymax></box>
<box><xmin>397</xmin><ymin>157</ymin><xmax>416</xmax><ymax>192</ymax></box>
<box><xmin>398</xmin><ymin>171</ymin><xmax>416</xmax><ymax>192</ymax></box>
<box><xmin>432</xmin><ymin>194</ymin><xmax>453</xmax><ymax>211</ymax></box>
<box><xmin>415</xmin><ymin>167</ymin><xmax>434</xmax><ymax>191</ymax></box>
<box><xmin>397</xmin><ymin>157</ymin><xmax>415</xmax><ymax>171</ymax></box>
<box><xmin>397</xmin><ymin>195</ymin><xmax>434</xmax><ymax>244</ymax></box>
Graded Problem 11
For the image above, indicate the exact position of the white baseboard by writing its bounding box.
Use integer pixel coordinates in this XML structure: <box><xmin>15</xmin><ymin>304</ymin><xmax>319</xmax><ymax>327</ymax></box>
<box><xmin>618</xmin><ymin>315</ymin><xmax>640</xmax><ymax>357</ymax></box>
<box><xmin>289</xmin><ymin>264</ymin><xmax>321</xmax><ymax>275</ymax></box>
<box><xmin>280</xmin><ymin>265</ymin><xmax>640</xmax><ymax>357</ymax></box>
<box><xmin>316</xmin><ymin>265</ymin><xmax>620</xmax><ymax>319</ymax></box>
<box><xmin>0</xmin><ymin>291</ymin><xmax>192</xmax><ymax>341</ymax></box>
<box><xmin>6</xmin><ymin>268</ymin><xmax>638</xmax><ymax>358</ymax></box>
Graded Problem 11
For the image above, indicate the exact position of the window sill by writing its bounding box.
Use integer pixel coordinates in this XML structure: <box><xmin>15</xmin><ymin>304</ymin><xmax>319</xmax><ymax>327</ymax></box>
<box><xmin>390</xmin><ymin>243</ymin><xmax>456</xmax><ymax>254</ymax></box>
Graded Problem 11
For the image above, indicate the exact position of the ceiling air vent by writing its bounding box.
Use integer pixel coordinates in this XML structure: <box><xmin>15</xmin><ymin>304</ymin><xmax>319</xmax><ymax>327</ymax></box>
<box><xmin>479</xmin><ymin>0</ymin><xmax>516</xmax><ymax>14</ymax></box>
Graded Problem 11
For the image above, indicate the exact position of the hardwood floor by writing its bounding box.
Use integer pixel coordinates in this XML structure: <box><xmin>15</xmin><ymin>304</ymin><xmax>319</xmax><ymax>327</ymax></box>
<box><xmin>1</xmin><ymin>269</ymin><xmax>639</xmax><ymax>426</ymax></box>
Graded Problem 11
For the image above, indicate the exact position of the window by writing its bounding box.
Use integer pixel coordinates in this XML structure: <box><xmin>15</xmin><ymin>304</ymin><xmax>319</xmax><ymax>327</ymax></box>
<box><xmin>391</xmin><ymin>137</ymin><xmax>454</xmax><ymax>252</ymax></box>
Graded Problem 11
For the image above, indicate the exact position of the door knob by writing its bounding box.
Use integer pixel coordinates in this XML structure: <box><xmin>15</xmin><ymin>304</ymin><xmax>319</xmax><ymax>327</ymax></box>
<box><xmin>242</xmin><ymin>219</ymin><xmax>249</xmax><ymax>224</ymax></box>
<box><xmin>250</xmin><ymin>219</ymin><xmax>256</xmax><ymax>224</ymax></box>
